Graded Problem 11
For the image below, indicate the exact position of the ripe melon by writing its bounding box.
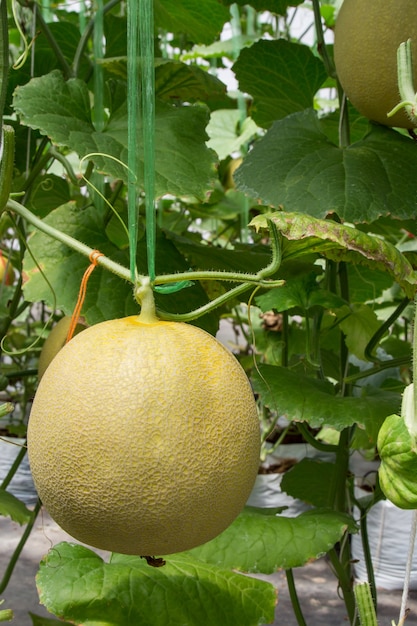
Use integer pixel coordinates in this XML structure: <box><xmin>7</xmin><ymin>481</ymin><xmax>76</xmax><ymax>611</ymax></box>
<box><xmin>334</xmin><ymin>0</ymin><xmax>417</xmax><ymax>128</ymax></box>
<box><xmin>27</xmin><ymin>315</ymin><xmax>260</xmax><ymax>556</ymax></box>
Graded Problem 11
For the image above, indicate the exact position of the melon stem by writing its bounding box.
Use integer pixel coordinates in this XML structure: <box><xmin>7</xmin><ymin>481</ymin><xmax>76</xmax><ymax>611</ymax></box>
<box><xmin>135</xmin><ymin>278</ymin><xmax>159</xmax><ymax>323</ymax></box>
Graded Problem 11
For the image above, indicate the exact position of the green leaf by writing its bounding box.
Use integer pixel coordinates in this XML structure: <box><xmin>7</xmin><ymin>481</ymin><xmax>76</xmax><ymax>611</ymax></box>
<box><xmin>22</xmin><ymin>203</ymin><xmax>216</xmax><ymax>331</ymax></box>
<box><xmin>29</xmin><ymin>613</ymin><xmax>73</xmax><ymax>626</ymax></box>
<box><xmin>155</xmin><ymin>59</ymin><xmax>226</xmax><ymax>101</ymax></box>
<box><xmin>251</xmin><ymin>211</ymin><xmax>417</xmax><ymax>298</ymax></box>
<box><xmin>255</xmin><ymin>272</ymin><xmax>346</xmax><ymax>313</ymax></box>
<box><xmin>237</xmin><ymin>109</ymin><xmax>417</xmax><ymax>222</ymax></box>
<box><xmin>154</xmin><ymin>0</ymin><xmax>229</xmax><ymax>45</ymax></box>
<box><xmin>346</xmin><ymin>265</ymin><xmax>394</xmax><ymax>305</ymax></box>
<box><xmin>233</xmin><ymin>40</ymin><xmax>326</xmax><ymax>127</ymax></box>
<box><xmin>206</xmin><ymin>110</ymin><xmax>259</xmax><ymax>160</ymax></box>
<box><xmin>101</xmin><ymin>59</ymin><xmax>227</xmax><ymax>103</ymax></box>
<box><xmin>12</xmin><ymin>70</ymin><xmax>217</xmax><ymax>200</ymax></box>
<box><xmin>189</xmin><ymin>507</ymin><xmax>356</xmax><ymax>573</ymax></box>
<box><xmin>36</xmin><ymin>542</ymin><xmax>276</xmax><ymax>626</ymax></box>
<box><xmin>169</xmin><ymin>232</ymin><xmax>271</xmax><ymax>275</ymax></box>
<box><xmin>280</xmin><ymin>459</ymin><xmax>336</xmax><ymax>508</ymax></box>
<box><xmin>378</xmin><ymin>413</ymin><xmax>417</xmax><ymax>509</ymax></box>
<box><xmin>33</xmin><ymin>21</ymin><xmax>90</xmax><ymax>80</ymax></box>
<box><xmin>336</xmin><ymin>304</ymin><xmax>382</xmax><ymax>361</ymax></box>
<box><xmin>182</xmin><ymin>35</ymin><xmax>259</xmax><ymax>61</ymax></box>
<box><xmin>28</xmin><ymin>174</ymin><xmax>70</xmax><ymax>218</ymax></box>
<box><xmin>0</xmin><ymin>489</ymin><xmax>31</xmax><ymax>524</ymax></box>
<box><xmin>252</xmin><ymin>364</ymin><xmax>400</xmax><ymax>435</ymax></box>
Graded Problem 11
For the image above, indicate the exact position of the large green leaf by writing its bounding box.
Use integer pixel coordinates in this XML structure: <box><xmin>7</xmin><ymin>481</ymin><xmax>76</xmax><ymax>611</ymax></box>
<box><xmin>22</xmin><ymin>203</ymin><xmax>216</xmax><ymax>331</ymax></box>
<box><xmin>36</xmin><ymin>542</ymin><xmax>276</xmax><ymax>626</ymax></box>
<box><xmin>280</xmin><ymin>459</ymin><xmax>336</xmax><ymax>509</ymax></box>
<box><xmin>154</xmin><ymin>0</ymin><xmax>229</xmax><ymax>45</ymax></box>
<box><xmin>101</xmin><ymin>59</ymin><xmax>227</xmax><ymax>103</ymax></box>
<box><xmin>252</xmin><ymin>364</ymin><xmax>400</xmax><ymax>437</ymax></box>
<box><xmin>251</xmin><ymin>212</ymin><xmax>417</xmax><ymax>298</ymax></box>
<box><xmin>12</xmin><ymin>70</ymin><xmax>216</xmax><ymax>199</ymax></box>
<box><xmin>189</xmin><ymin>507</ymin><xmax>356</xmax><ymax>573</ymax></box>
<box><xmin>236</xmin><ymin>109</ymin><xmax>417</xmax><ymax>222</ymax></box>
<box><xmin>0</xmin><ymin>489</ymin><xmax>31</xmax><ymax>524</ymax></box>
<box><xmin>233</xmin><ymin>40</ymin><xmax>326</xmax><ymax>128</ymax></box>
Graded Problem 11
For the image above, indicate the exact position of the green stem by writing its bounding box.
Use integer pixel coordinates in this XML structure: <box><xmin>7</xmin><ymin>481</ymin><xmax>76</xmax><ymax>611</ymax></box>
<box><xmin>72</xmin><ymin>0</ymin><xmax>121</xmax><ymax>77</ymax></box>
<box><xmin>354</xmin><ymin>582</ymin><xmax>378</xmax><ymax>626</ymax></box>
<box><xmin>327</xmin><ymin>422</ymin><xmax>358</xmax><ymax>626</ymax></box>
<box><xmin>0</xmin><ymin>271</ymin><xmax>23</xmax><ymax>340</ymax></box>
<box><xmin>135</xmin><ymin>277</ymin><xmax>158</xmax><ymax>323</ymax></box>
<box><xmin>20</xmin><ymin>148</ymin><xmax>52</xmax><ymax>195</ymax></box>
<box><xmin>387</xmin><ymin>39</ymin><xmax>417</xmax><ymax>124</ymax></box>
<box><xmin>9</xmin><ymin>201</ymin><xmax>285</xmax><ymax>321</ymax></box>
<box><xmin>281</xmin><ymin>310</ymin><xmax>289</xmax><ymax>367</ymax></box>
<box><xmin>338</xmin><ymin>89</ymin><xmax>351</xmax><ymax>149</ymax></box>
<box><xmin>358</xmin><ymin>507</ymin><xmax>378</xmax><ymax>612</ymax></box>
<box><xmin>364</xmin><ymin>297</ymin><xmax>410</xmax><ymax>362</ymax></box>
<box><xmin>4</xmin><ymin>369</ymin><xmax>37</xmax><ymax>379</ymax></box>
<box><xmin>156</xmin><ymin>219</ymin><xmax>283</xmax><ymax>287</ymax></box>
<box><xmin>7</xmin><ymin>199</ymin><xmax>132</xmax><ymax>283</ymax></box>
<box><xmin>311</xmin><ymin>0</ymin><xmax>335</xmax><ymax>78</ymax></box>
<box><xmin>0</xmin><ymin>127</ymin><xmax>15</xmax><ymax>212</ymax></box>
<box><xmin>344</xmin><ymin>355</ymin><xmax>410</xmax><ymax>383</ymax></box>
<box><xmin>296</xmin><ymin>422</ymin><xmax>339</xmax><ymax>453</ymax></box>
<box><xmin>328</xmin><ymin>546</ymin><xmax>358</xmax><ymax>625</ymax></box>
<box><xmin>32</xmin><ymin>3</ymin><xmax>73</xmax><ymax>79</ymax></box>
<box><xmin>0</xmin><ymin>443</ymin><xmax>26</xmax><ymax>490</ymax></box>
<box><xmin>330</xmin><ymin>428</ymin><xmax>350</xmax><ymax>512</ymax></box>
<box><xmin>0</xmin><ymin>499</ymin><xmax>42</xmax><ymax>595</ymax></box>
<box><xmin>48</xmin><ymin>148</ymin><xmax>81</xmax><ymax>186</ymax></box>
<box><xmin>154</xmin><ymin>269</ymin><xmax>283</xmax><ymax>287</ymax></box>
<box><xmin>9</xmin><ymin>199</ymin><xmax>284</xmax><ymax>291</ymax></box>
<box><xmin>156</xmin><ymin>281</ymin><xmax>256</xmax><ymax>322</ymax></box>
<box><xmin>286</xmin><ymin>569</ymin><xmax>308</xmax><ymax>626</ymax></box>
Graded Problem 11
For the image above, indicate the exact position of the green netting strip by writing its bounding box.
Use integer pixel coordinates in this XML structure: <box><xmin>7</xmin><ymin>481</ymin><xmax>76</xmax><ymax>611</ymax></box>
<box><xmin>127</xmin><ymin>0</ymin><xmax>140</xmax><ymax>282</ymax></box>
<box><xmin>127</xmin><ymin>0</ymin><xmax>156</xmax><ymax>283</ymax></box>
<box><xmin>138</xmin><ymin>0</ymin><xmax>156</xmax><ymax>282</ymax></box>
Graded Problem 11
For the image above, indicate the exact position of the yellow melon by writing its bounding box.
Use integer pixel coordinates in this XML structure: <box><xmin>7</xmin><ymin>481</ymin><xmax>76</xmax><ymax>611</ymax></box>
<box><xmin>28</xmin><ymin>315</ymin><xmax>260</xmax><ymax>555</ymax></box>
<box><xmin>334</xmin><ymin>0</ymin><xmax>417</xmax><ymax>128</ymax></box>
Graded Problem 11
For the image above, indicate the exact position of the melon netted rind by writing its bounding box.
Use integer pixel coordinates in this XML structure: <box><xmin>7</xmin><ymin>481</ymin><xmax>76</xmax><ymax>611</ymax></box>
<box><xmin>28</xmin><ymin>316</ymin><xmax>261</xmax><ymax>555</ymax></box>
<box><xmin>334</xmin><ymin>0</ymin><xmax>417</xmax><ymax>129</ymax></box>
